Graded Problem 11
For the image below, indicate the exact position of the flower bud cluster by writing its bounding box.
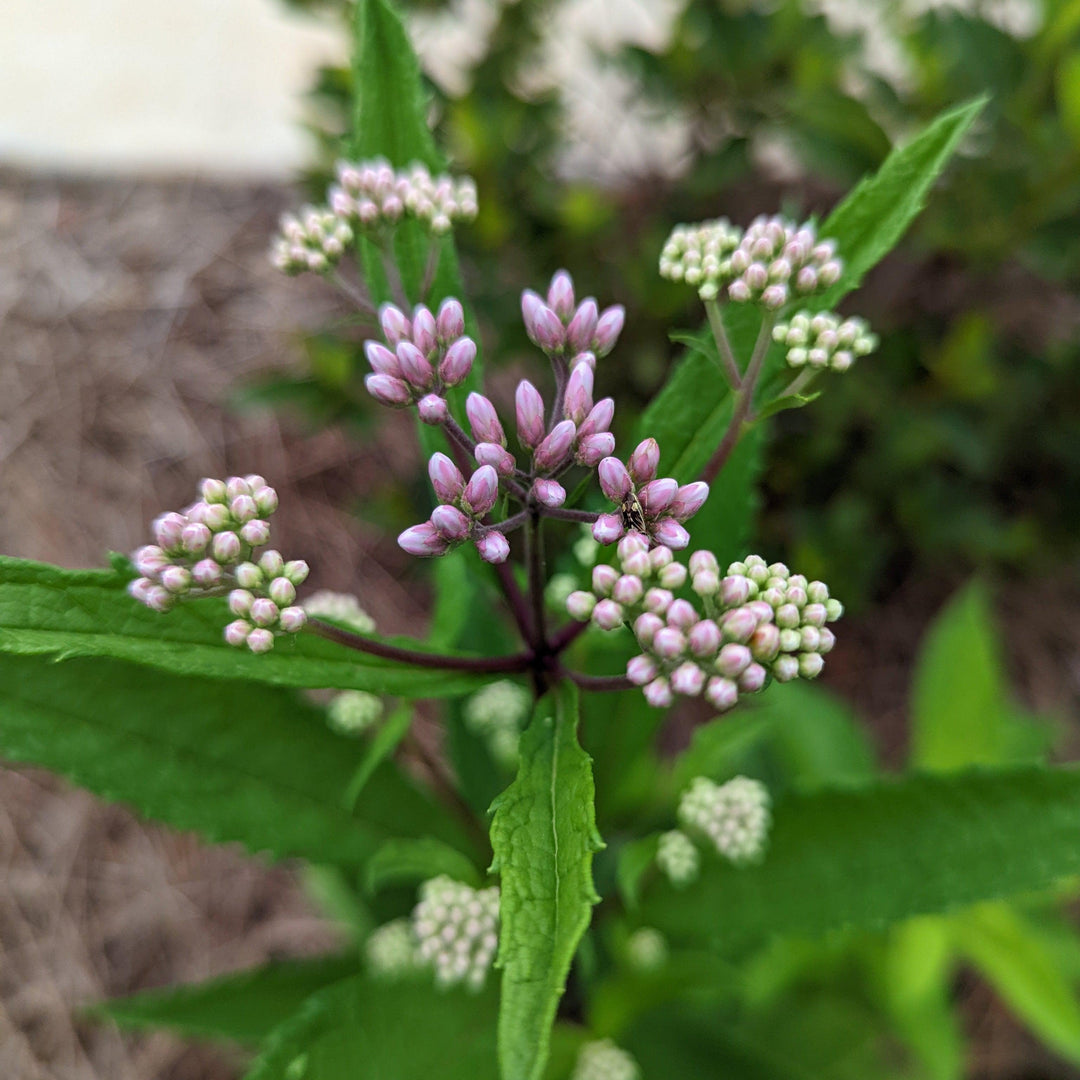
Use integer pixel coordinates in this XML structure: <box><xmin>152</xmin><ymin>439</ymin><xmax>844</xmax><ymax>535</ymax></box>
<box><xmin>128</xmin><ymin>476</ymin><xmax>309</xmax><ymax>652</ymax></box>
<box><xmin>327</xmin><ymin>690</ymin><xmax>384</xmax><ymax>736</ymax></box>
<box><xmin>656</xmin><ymin>829</ymin><xmax>700</xmax><ymax>886</ymax></box>
<box><xmin>270</xmin><ymin>206</ymin><xmax>354</xmax><ymax>275</ymax></box>
<box><xmin>412</xmin><ymin>876</ymin><xmax>499</xmax><ymax>991</ymax></box>
<box><xmin>571</xmin><ymin>1040</ymin><xmax>641</xmax><ymax>1080</ymax></box>
<box><xmin>464</xmin><ymin>680</ymin><xmax>531</xmax><ymax>768</ymax></box>
<box><xmin>363</xmin><ymin>298</ymin><xmax>475</xmax><ymax>415</ymax></box>
<box><xmin>772</xmin><ymin>310</ymin><xmax>878</xmax><ymax>372</ymax></box>
<box><xmin>365</xmin><ymin>918</ymin><xmax>421</xmax><ymax>979</ymax></box>
<box><xmin>301</xmin><ymin>590</ymin><xmax>376</xmax><ymax>634</ymax></box>
<box><xmin>565</xmin><ymin>541</ymin><xmax>841</xmax><ymax>710</ymax></box>
<box><xmin>660</xmin><ymin>214</ymin><xmax>843</xmax><ymax>308</ymax></box>
<box><xmin>678</xmin><ymin>775</ymin><xmax>771</xmax><ymax>865</ymax></box>
<box><xmin>399</xmin><ymin>454</ymin><xmax>509</xmax><ymax>564</ymax></box>
<box><xmin>592</xmin><ymin>441</ymin><xmax>709</xmax><ymax>550</ymax></box>
<box><xmin>521</xmin><ymin>270</ymin><xmax>625</xmax><ymax>362</ymax></box>
<box><xmin>625</xmin><ymin>927</ymin><xmax>668</xmax><ymax>972</ymax></box>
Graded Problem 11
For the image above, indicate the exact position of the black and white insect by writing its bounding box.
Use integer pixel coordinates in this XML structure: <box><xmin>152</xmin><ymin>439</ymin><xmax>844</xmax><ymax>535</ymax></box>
<box><xmin>619</xmin><ymin>490</ymin><xmax>646</xmax><ymax>536</ymax></box>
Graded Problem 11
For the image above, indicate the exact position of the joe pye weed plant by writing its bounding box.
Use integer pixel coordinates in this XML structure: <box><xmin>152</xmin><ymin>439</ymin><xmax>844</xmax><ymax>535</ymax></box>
<box><xmin>5</xmin><ymin>3</ymin><xmax>1080</xmax><ymax>1078</ymax></box>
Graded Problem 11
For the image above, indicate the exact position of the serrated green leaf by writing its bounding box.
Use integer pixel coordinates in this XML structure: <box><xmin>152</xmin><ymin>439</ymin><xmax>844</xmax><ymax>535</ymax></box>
<box><xmin>245</xmin><ymin>977</ymin><xmax>499</xmax><ymax>1080</ymax></box>
<box><xmin>365</xmin><ymin>837</ymin><xmax>482</xmax><ymax>893</ymax></box>
<box><xmin>347</xmin><ymin>702</ymin><xmax>414</xmax><ymax>806</ymax></box>
<box><xmin>489</xmin><ymin>681</ymin><xmax>602</xmax><ymax>1080</ymax></box>
<box><xmin>0</xmin><ymin>557</ymin><xmax>491</xmax><ymax>698</ymax></box>
<box><xmin>643</xmin><ymin>765</ymin><xmax>1080</xmax><ymax>953</ymax></box>
<box><xmin>0</xmin><ymin>652</ymin><xmax>470</xmax><ymax>866</ymax></box>
<box><xmin>954</xmin><ymin>902</ymin><xmax>1080</xmax><ymax>1066</ymax></box>
<box><xmin>91</xmin><ymin>955</ymin><xmax>358</xmax><ymax>1045</ymax></box>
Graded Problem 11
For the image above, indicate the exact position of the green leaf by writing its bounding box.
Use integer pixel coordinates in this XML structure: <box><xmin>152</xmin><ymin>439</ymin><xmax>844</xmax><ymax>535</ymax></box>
<box><xmin>672</xmin><ymin>711</ymin><xmax>773</xmax><ymax>788</ymax></box>
<box><xmin>365</xmin><ymin>837</ymin><xmax>482</xmax><ymax>893</ymax></box>
<box><xmin>816</xmin><ymin>97</ymin><xmax>987</xmax><ymax>308</ymax></box>
<box><xmin>615</xmin><ymin>834</ymin><xmax>660</xmax><ymax>911</ymax></box>
<box><xmin>489</xmin><ymin>682</ymin><xmax>602</xmax><ymax>1080</ymax></box>
<box><xmin>911</xmin><ymin>579</ymin><xmax>1048</xmax><ymax>771</ymax></box>
<box><xmin>0</xmin><ymin>652</ymin><xmax>471</xmax><ymax>866</ymax></box>
<box><xmin>246</xmin><ymin>977</ymin><xmax>499</xmax><ymax>1080</ymax></box>
<box><xmin>755</xmin><ymin>391</ymin><xmax>821</xmax><ymax>421</ymax></box>
<box><xmin>954</xmin><ymin>902</ymin><xmax>1080</xmax><ymax>1065</ymax></box>
<box><xmin>346</xmin><ymin>702</ymin><xmax>414</xmax><ymax>805</ymax></box>
<box><xmin>643</xmin><ymin>765</ymin><xmax>1080</xmax><ymax>953</ymax></box>
<box><xmin>91</xmin><ymin>956</ymin><xmax>358</xmax><ymax>1045</ymax></box>
<box><xmin>0</xmin><ymin>557</ymin><xmax>491</xmax><ymax>698</ymax></box>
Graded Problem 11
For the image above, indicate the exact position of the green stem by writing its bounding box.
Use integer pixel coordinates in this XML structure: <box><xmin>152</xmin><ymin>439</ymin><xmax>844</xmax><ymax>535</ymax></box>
<box><xmin>704</xmin><ymin>298</ymin><xmax>743</xmax><ymax>389</ymax></box>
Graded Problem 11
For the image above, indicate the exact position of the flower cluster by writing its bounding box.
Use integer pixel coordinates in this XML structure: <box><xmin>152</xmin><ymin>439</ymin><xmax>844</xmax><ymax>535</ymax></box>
<box><xmin>625</xmin><ymin>927</ymin><xmax>668</xmax><ymax>972</ymax></box>
<box><xmin>412</xmin><ymin>876</ymin><xmax>500</xmax><ymax>991</ymax></box>
<box><xmin>270</xmin><ymin>206</ymin><xmax>354</xmax><ymax>275</ymax></box>
<box><xmin>363</xmin><ymin>298</ymin><xmax>476</xmax><ymax>417</ymax></box>
<box><xmin>329</xmin><ymin>158</ymin><xmax>478</xmax><ymax>235</ymax></box>
<box><xmin>365</xmin><ymin>918</ymin><xmax>421</xmax><ymax>978</ymax></box>
<box><xmin>327</xmin><ymin>690</ymin><xmax>384</xmax><ymax>736</ymax></box>
<box><xmin>464</xmin><ymin>680</ymin><xmax>531</xmax><ymax>768</ymax></box>
<box><xmin>773</xmin><ymin>310</ymin><xmax>878</xmax><ymax>372</ymax></box>
<box><xmin>521</xmin><ymin>269</ymin><xmax>625</xmax><ymax>362</ymax></box>
<box><xmin>566</xmin><ymin>541</ymin><xmax>842</xmax><ymax>710</ymax></box>
<box><xmin>128</xmin><ymin>476</ymin><xmax>309</xmax><ymax>652</ymax></box>
<box><xmin>660</xmin><ymin>214</ymin><xmax>842</xmax><ymax>307</ymax></box>
<box><xmin>593</xmin><ymin>440</ymin><xmax>709</xmax><ymax>549</ymax></box>
<box><xmin>571</xmin><ymin>1040</ymin><xmax>641</xmax><ymax>1080</ymax></box>
<box><xmin>678</xmin><ymin>775</ymin><xmax>772</xmax><ymax>865</ymax></box>
<box><xmin>656</xmin><ymin>829</ymin><xmax>700</xmax><ymax>886</ymax></box>
<box><xmin>301</xmin><ymin>589</ymin><xmax>376</xmax><ymax>633</ymax></box>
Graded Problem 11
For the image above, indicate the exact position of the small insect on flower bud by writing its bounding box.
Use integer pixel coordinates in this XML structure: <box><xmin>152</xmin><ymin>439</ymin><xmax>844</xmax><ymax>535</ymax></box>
<box><xmin>439</xmin><ymin>337</ymin><xmax>476</xmax><ymax>387</ymax></box>
<box><xmin>417</xmin><ymin>394</ymin><xmax>448</xmax><ymax>425</ymax></box>
<box><xmin>515</xmin><ymin>380</ymin><xmax>546</xmax><ymax>450</ymax></box>
<box><xmin>547</xmin><ymin>270</ymin><xmax>575</xmax><ymax>321</ymax></box>
<box><xmin>521</xmin><ymin>290</ymin><xmax>566</xmax><ymax>352</ymax></box>
<box><xmin>431</xmin><ymin>504</ymin><xmax>471</xmax><ymax>541</ymax></box>
<box><xmin>592</xmin><ymin>305</ymin><xmax>625</xmax><ymax>356</ymax></box>
<box><xmin>436</xmin><ymin>298</ymin><xmax>465</xmax><ymax>343</ymax></box>
<box><xmin>365</xmin><ymin>373</ymin><xmax>412</xmax><ymax>407</ymax></box>
<box><xmin>466</xmin><ymin>393</ymin><xmax>505</xmax><ymax>446</ymax></box>
<box><xmin>628</xmin><ymin>439</ymin><xmax>660</xmax><ymax>485</ymax></box>
<box><xmin>534</xmin><ymin>420</ymin><xmax>577</xmax><ymax>473</ymax></box>
<box><xmin>566</xmin><ymin>298</ymin><xmax>599</xmax><ymax>354</ymax></box>
<box><xmin>532</xmin><ymin>478</ymin><xmax>566</xmax><ymax>508</ymax></box>
<box><xmin>475</xmin><ymin>530</ymin><xmax>510</xmax><ymax>564</ymax></box>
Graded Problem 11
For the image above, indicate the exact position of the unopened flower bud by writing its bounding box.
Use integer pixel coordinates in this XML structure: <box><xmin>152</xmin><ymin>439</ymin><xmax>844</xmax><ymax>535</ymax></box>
<box><xmin>230</xmin><ymin>494</ymin><xmax>258</xmax><ymax>524</ymax></box>
<box><xmin>567</xmin><ymin>591</ymin><xmax>597</xmax><ymax>620</ymax></box>
<box><xmin>612</xmin><ymin>574</ymin><xmax>644</xmax><ymax>606</ymax></box>
<box><xmin>671</xmin><ymin>482</ymin><xmax>709</xmax><ymax>521</ymax></box>
<box><xmin>671</xmin><ymin>662</ymin><xmax>705</xmax><ymax>697</ymax></box>
<box><xmin>643</xmin><ymin>587</ymin><xmax>673</xmax><ymax>615</ymax></box>
<box><xmin>578</xmin><ymin>398</ymin><xmax>614</xmax><ymax>439</ymax></box>
<box><xmin>396</xmin><ymin>342</ymin><xmax>434</xmax><ymax>390</ymax></box>
<box><xmin>436</xmin><ymin>298</ymin><xmax>465</xmax><ymax>342</ymax></box>
<box><xmin>240</xmin><ymin>519</ymin><xmax>271</xmax><ymax>546</ymax></box>
<box><xmin>627</xmin><ymin>654</ymin><xmax>658</xmax><ymax>685</ymax></box>
<box><xmin>640</xmin><ymin>478</ymin><xmax>678</xmax><ymax>517</ymax></box>
<box><xmin>411</xmin><ymin>305</ymin><xmax>438</xmax><ymax>357</ymax></box>
<box><xmin>250</xmin><ymin>597</ymin><xmax>279</xmax><ymax>627</ymax></box>
<box><xmin>634</xmin><ymin>611</ymin><xmax>664</xmax><ymax>646</ymax></box>
<box><xmin>628</xmin><ymin>439</ymin><xmax>660</xmax><ymax>485</ymax></box>
<box><xmin>692</xmin><ymin>570</ymin><xmax>720</xmax><ymax>597</ymax></box>
<box><xmin>690</xmin><ymin>551</ymin><xmax>719</xmax><ymax>576</ymax></box>
<box><xmin>532</xmin><ymin>478</ymin><xmax>566</xmax><ymax>508</ymax></box>
<box><xmin>722</xmin><ymin>606</ymin><xmax>758</xmax><ymax>643</ymax></box>
<box><xmin>416</xmin><ymin>394</ymin><xmax>447</xmax><ymax>425</ymax></box>
<box><xmin>749</xmin><ymin>623</ymin><xmax>780</xmax><ymax>661</ymax></box>
<box><xmin>592</xmin><ymin>564</ymin><xmax>618</xmax><ymax>595</ymax></box>
<box><xmin>429</xmin><ymin>453</ymin><xmax>465</xmax><ymax>503</ymax></box>
<box><xmin>622</xmin><ymin>551</ymin><xmax>650</xmax><ymax>577</ymax></box>
<box><xmin>688</xmin><ymin>619</ymin><xmax>721</xmax><ymax>658</ymax></box>
<box><xmin>644</xmin><ymin>677</ymin><xmax>673</xmax><ymax>708</ymax></box>
<box><xmin>132</xmin><ymin>545</ymin><xmax>168</xmax><ymax>576</ymax></box>
<box><xmin>267</xmin><ymin>577</ymin><xmax>296</xmax><ymax>607</ymax></box>
<box><xmin>738</xmin><ymin>662</ymin><xmax>767</xmax><ymax>692</ymax></box>
<box><xmin>705</xmin><ymin>676</ymin><xmax>739</xmax><ymax>712</ymax></box>
<box><xmin>547</xmin><ymin>270</ymin><xmax>575</xmax><ymax>321</ymax></box>
<box><xmin>200</xmin><ymin>478</ymin><xmax>228</xmax><ymax>504</ymax></box>
<box><xmin>462</xmin><ymin>465</ymin><xmax>499</xmax><ymax>516</ymax></box>
<box><xmin>247</xmin><ymin>628</ymin><xmax>275</xmax><ymax>653</ymax></box>
<box><xmin>475</xmin><ymin>530</ymin><xmax>510</xmax><ymax>564</ymax></box>
<box><xmin>666</xmin><ymin>599</ymin><xmax>697</xmax><ymax>630</ymax></box>
<box><xmin>772</xmin><ymin>654</ymin><xmax>800</xmax><ymax>682</ymax></box>
<box><xmin>235</xmin><ymin>563</ymin><xmax>262</xmax><ymax>590</ymax></box>
<box><xmin>181</xmin><ymin>522</ymin><xmax>211</xmax><ymax>554</ymax></box>
<box><xmin>566</xmin><ymin>299</ymin><xmax>599</xmax><ymax>354</ymax></box>
<box><xmin>253</xmin><ymin>486</ymin><xmax>279</xmax><ymax>516</ymax></box>
<box><xmin>576</xmin><ymin>432</ymin><xmax>615</xmax><ymax>467</ymax></box>
<box><xmin>563</xmin><ymin>364</ymin><xmax>594</xmax><ymax>425</ymax></box>
<box><xmin>223</xmin><ymin>618</ymin><xmax>251</xmax><ymax>647</ymax></box>
<box><xmin>598</xmin><ymin>457</ymin><xmax>632</xmax><ymax>501</ymax></box>
<box><xmin>379</xmin><ymin>303</ymin><xmax>411</xmax><ymax>347</ymax></box>
<box><xmin>652</xmin><ymin>518</ymin><xmax>690</xmax><ymax>549</ymax></box>
<box><xmin>191</xmin><ymin>558</ymin><xmax>222</xmax><ymax>587</ymax></box>
<box><xmin>226</xmin><ymin>476</ymin><xmax>252</xmax><ymax>501</ymax></box>
<box><xmin>398</xmin><ymin>522</ymin><xmax>450</xmax><ymax>557</ymax></box>
<box><xmin>439</xmin><ymin>338</ymin><xmax>476</xmax><ymax>387</ymax></box>
<box><xmin>160</xmin><ymin>565</ymin><xmax>191</xmax><ymax>594</ymax></box>
<box><xmin>652</xmin><ymin>627</ymin><xmax>686</xmax><ymax>660</ymax></box>
<box><xmin>825</xmin><ymin>598</ymin><xmax>844</xmax><ymax>622</ymax></box>
<box><xmin>534</xmin><ymin>420</ymin><xmax>576</xmax><ymax>473</ymax></box>
<box><xmin>466</xmin><ymin>393</ymin><xmax>505</xmax><ymax>446</ymax></box>
<box><xmin>515</xmin><ymin>380</ymin><xmax>546</xmax><ymax>449</ymax></box>
<box><xmin>592</xmin><ymin>598</ymin><xmax>625</xmax><ymax>630</ymax></box>
<box><xmin>474</xmin><ymin>442</ymin><xmax>516</xmax><ymax>477</ymax></box>
<box><xmin>365</xmin><ymin>373</ymin><xmax>412</xmax><ymax>406</ymax></box>
<box><xmin>431</xmin><ymin>504</ymin><xmax>471</xmax><ymax>541</ymax></box>
<box><xmin>592</xmin><ymin>512</ymin><xmax>624</xmax><ymax>544</ymax></box>
<box><xmin>799</xmin><ymin>652</ymin><xmax>824</xmax><ymax>678</ymax></box>
<box><xmin>365</xmin><ymin>340</ymin><xmax>402</xmax><ymax>378</ymax></box>
<box><xmin>593</xmin><ymin>305</ymin><xmax>625</xmax><ymax>356</ymax></box>
<box><xmin>279</xmin><ymin>606</ymin><xmax>307</xmax><ymax>633</ymax></box>
<box><xmin>571</xmin><ymin>350</ymin><xmax>596</xmax><ymax>371</ymax></box>
<box><xmin>715</xmin><ymin>642</ymin><xmax>752</xmax><ymax>677</ymax></box>
<box><xmin>208</xmin><ymin>531</ymin><xmax>238</xmax><ymax>564</ymax></box>
<box><xmin>522</xmin><ymin>290</ymin><xmax>565</xmax><ymax>352</ymax></box>
<box><xmin>720</xmin><ymin>575</ymin><xmax>751</xmax><ymax>607</ymax></box>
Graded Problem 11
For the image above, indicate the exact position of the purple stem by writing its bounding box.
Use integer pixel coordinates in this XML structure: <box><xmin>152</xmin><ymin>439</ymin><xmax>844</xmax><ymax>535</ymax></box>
<box><xmin>549</xmin><ymin>619</ymin><xmax>589</xmax><ymax>654</ymax></box>
<box><xmin>560</xmin><ymin>668</ymin><xmax>633</xmax><ymax>692</ymax></box>
<box><xmin>542</xmin><ymin>506</ymin><xmax>601</xmax><ymax>524</ymax></box>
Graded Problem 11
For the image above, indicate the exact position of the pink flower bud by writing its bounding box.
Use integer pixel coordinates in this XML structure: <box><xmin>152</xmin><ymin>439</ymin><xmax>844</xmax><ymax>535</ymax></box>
<box><xmin>650</xmin><ymin>545</ymin><xmax>673</xmax><ymax>569</ymax></box>
<box><xmin>592</xmin><ymin>305</ymin><xmax>625</xmax><ymax>356</ymax></box>
<box><xmin>365</xmin><ymin>373</ymin><xmax>412</xmax><ymax>406</ymax></box>
<box><xmin>436</xmin><ymin>298</ymin><xmax>465</xmax><ymax>342</ymax></box>
<box><xmin>567</xmin><ymin>591</ymin><xmax>597</xmax><ymax>620</ymax></box>
<box><xmin>566</xmin><ymin>299</ymin><xmax>599</xmax><ymax>354</ymax></box>
<box><xmin>466</xmin><ymin>393</ymin><xmax>505</xmax><ymax>445</ymax></box>
<box><xmin>666</xmin><ymin>599</ymin><xmax>697</xmax><ymax>630</ymax></box>
<box><xmin>260</xmin><ymin>549</ymin><xmax>284</xmax><ymax>577</ymax></box>
<box><xmin>226</xmin><ymin>476</ymin><xmax>252</xmax><ymax>500</ymax></box>
<box><xmin>818</xmin><ymin>627</ymin><xmax>835</xmax><ymax>654</ymax></box>
<box><xmin>235</xmin><ymin>562</ymin><xmax>262</xmax><ymax>589</ymax></box>
<box><xmin>722</xmin><ymin>607</ymin><xmax>758</xmax><ymax>643</ymax></box>
<box><xmin>644</xmin><ymin>677</ymin><xmax>673</xmax><ymax>708</ymax></box>
<box><xmin>411</xmin><ymin>305</ymin><xmax>438</xmax><ymax>356</ymax></box>
<box><xmin>612</xmin><ymin>574</ymin><xmax>644</xmax><ymax>606</ymax></box>
<box><xmin>521</xmin><ymin>290</ymin><xmax>566</xmax><ymax>352</ymax></box>
<box><xmin>715</xmin><ymin>643</ymin><xmax>752</xmax><ymax>677</ymax></box>
<box><xmin>474</xmin><ymin>441</ymin><xmax>517</xmax><ymax>477</ymax></box>
<box><xmin>640</xmin><ymin>478</ymin><xmax>678</xmax><ymax>517</ymax></box>
<box><xmin>431</xmin><ymin>504</ymin><xmax>471</xmax><ymax>541</ymax></box>
<box><xmin>429</xmin><ymin>453</ymin><xmax>465</xmax><ymax>503</ymax></box>
<box><xmin>622</xmin><ymin>551</ymin><xmax>650</xmax><ymax>578</ymax></box>
<box><xmin>462</xmin><ymin>465</ymin><xmax>499</xmax><ymax>516</ymax></box>
<box><xmin>652</xmin><ymin>518</ymin><xmax>690</xmax><ymax>550</ymax></box>
<box><xmin>269</xmin><ymin>577</ymin><xmax>297</xmax><ymax>607</ymax></box>
<box><xmin>575</xmin><ymin>432</ymin><xmax>615</xmax><ymax>467</ymax></box>
<box><xmin>688</xmin><ymin>619</ymin><xmax>721</xmax><ymax>658</ymax></box>
<box><xmin>398</xmin><ymin>522</ymin><xmax>450</xmax><ymax>557</ymax></box>
<box><xmin>229</xmin><ymin>589</ymin><xmax>254</xmax><ymax>616</ymax></box>
<box><xmin>192</xmin><ymin>559</ymin><xmax>222</xmax><ymax>587</ymax></box>
<box><xmin>515</xmin><ymin>380</ymin><xmax>546</xmax><ymax>450</ymax></box>
<box><xmin>212</xmin><ymin>531</ymin><xmax>242</xmax><ymax>564</ymax></box>
<box><xmin>720</xmin><ymin>575</ymin><xmax>752</xmax><ymax>607</ymax></box>
<box><xmin>247</xmin><ymin>628</ymin><xmax>275</xmax><ymax>653</ymax></box>
<box><xmin>279</xmin><ymin>606</ymin><xmax>307</xmax><ymax>633</ymax></box>
<box><xmin>592</xmin><ymin>513</ymin><xmax>625</xmax><ymax>545</ymax></box>
<box><xmin>627</xmin><ymin>654</ymin><xmax>658</xmax><ymax>686</ymax></box>
<box><xmin>547</xmin><ymin>270</ymin><xmax>575</xmax><ymax>321</ymax></box>
<box><xmin>799</xmin><ymin>652</ymin><xmax>824</xmax><ymax>678</ymax></box>
<box><xmin>692</xmin><ymin>570</ymin><xmax>720</xmax><ymax>597</ymax></box>
<box><xmin>365</xmin><ymin>340</ymin><xmax>402</xmax><ymax>377</ymax></box>
<box><xmin>749</xmin><ymin>623</ymin><xmax>780</xmax><ymax>662</ymax></box>
<box><xmin>671</xmin><ymin>482</ymin><xmax>709</xmax><ymax>521</ymax></box>
<box><xmin>652</xmin><ymin>626</ymin><xmax>686</xmax><ymax>660</ymax></box>
<box><xmin>200</xmin><ymin>478</ymin><xmax>228</xmax><ymax>504</ymax></box>
<box><xmin>571</xmin><ymin>350</ymin><xmax>596</xmax><ymax>371</ymax></box>
<box><xmin>690</xmin><ymin>551</ymin><xmax>719</xmax><ymax>576</ymax></box>
<box><xmin>240</xmin><ymin>519</ymin><xmax>271</xmax><ymax>546</ymax></box>
<box><xmin>598</xmin><ymin>457</ymin><xmax>632</xmax><ymax>502</ymax></box>
<box><xmin>671</xmin><ymin>662</ymin><xmax>705</xmax><ymax>697</ymax></box>
<box><xmin>132</xmin><ymin>545</ymin><xmax>167</xmax><ymax>576</ymax></box>
<box><xmin>644</xmin><ymin>587</ymin><xmax>673</xmax><ymax>615</ymax></box>
<box><xmin>534</xmin><ymin>420</ymin><xmax>577</xmax><ymax>473</ymax></box>
<box><xmin>802</xmin><ymin>602</ymin><xmax>827</xmax><ymax>628</ymax></box>
<box><xmin>628</xmin><ymin>439</ymin><xmax>660</xmax><ymax>485</ymax></box>
<box><xmin>224</xmin><ymin>619</ymin><xmax>251</xmax><ymax>647</ymax></box>
<box><xmin>592</xmin><ymin>598</ymin><xmax>624</xmax><ymax>630</ymax></box>
<box><xmin>592</xmin><ymin>564</ymin><xmax>619</xmax><ymax>595</ymax></box>
<box><xmin>142</xmin><ymin>584</ymin><xmax>174</xmax><ymax>612</ymax></box>
<box><xmin>476</xmin><ymin>530</ymin><xmax>510</xmax><ymax>564</ymax></box>
<box><xmin>772</xmin><ymin>654</ymin><xmax>800</xmax><ymax>682</ymax></box>
<box><xmin>181</xmin><ymin>522</ymin><xmax>211</xmax><ymax>554</ymax></box>
<box><xmin>159</xmin><ymin>565</ymin><xmax>191</xmax><ymax>594</ymax></box>
<box><xmin>532</xmin><ymin>478</ymin><xmax>566</xmax><ymax>508</ymax></box>
<box><xmin>230</xmin><ymin>494</ymin><xmax>258</xmax><ymax>524</ymax></box>
<box><xmin>250</xmin><ymin>597</ymin><xmax>280</xmax><ymax>627</ymax></box>
<box><xmin>253</xmin><ymin>486</ymin><xmax>279</xmax><ymax>517</ymax></box>
<box><xmin>729</xmin><ymin>279</ymin><xmax>752</xmax><ymax>303</ymax></box>
<box><xmin>439</xmin><ymin>337</ymin><xmax>476</xmax><ymax>387</ymax></box>
<box><xmin>705</xmin><ymin>677</ymin><xmax>739</xmax><ymax>712</ymax></box>
<box><xmin>563</xmin><ymin>364</ymin><xmax>594</xmax><ymax>425</ymax></box>
<box><xmin>396</xmin><ymin>342</ymin><xmax>434</xmax><ymax>390</ymax></box>
<box><xmin>284</xmin><ymin>560</ymin><xmax>309</xmax><ymax>585</ymax></box>
<box><xmin>416</xmin><ymin>394</ymin><xmax>448</xmax><ymax>425</ymax></box>
<box><xmin>153</xmin><ymin>512</ymin><xmax>187</xmax><ymax>552</ymax></box>
<box><xmin>738</xmin><ymin>662</ymin><xmax>767</xmax><ymax>693</ymax></box>
<box><xmin>379</xmin><ymin>303</ymin><xmax>411</xmax><ymax>347</ymax></box>
<box><xmin>658</xmin><ymin>562</ymin><xmax>687</xmax><ymax>590</ymax></box>
<box><xmin>578</xmin><ymin>398</ymin><xmax>614</xmax><ymax>439</ymax></box>
<box><xmin>633</xmin><ymin>612</ymin><xmax>664</xmax><ymax>647</ymax></box>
